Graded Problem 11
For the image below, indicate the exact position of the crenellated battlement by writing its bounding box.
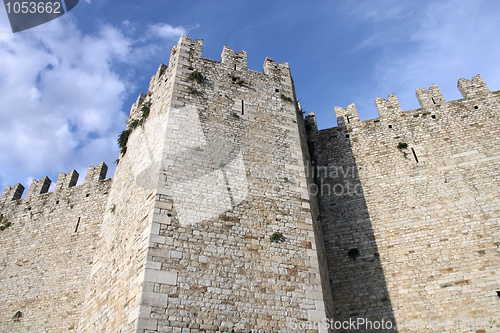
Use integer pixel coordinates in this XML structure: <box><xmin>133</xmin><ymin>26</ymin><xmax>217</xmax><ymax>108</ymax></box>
<box><xmin>0</xmin><ymin>163</ymin><xmax>110</xmax><ymax>206</ymax></box>
<box><xmin>334</xmin><ymin>103</ymin><xmax>359</xmax><ymax>126</ymax></box>
<box><xmin>263</xmin><ymin>57</ymin><xmax>291</xmax><ymax>77</ymax></box>
<box><xmin>128</xmin><ymin>35</ymin><xmax>296</xmax><ymax>125</ymax></box>
<box><xmin>333</xmin><ymin>74</ymin><xmax>495</xmax><ymax>128</ymax></box>
<box><xmin>374</xmin><ymin>93</ymin><xmax>403</xmax><ymax>119</ymax></box>
<box><xmin>169</xmin><ymin>35</ymin><xmax>290</xmax><ymax>77</ymax></box>
<box><xmin>416</xmin><ymin>84</ymin><xmax>445</xmax><ymax>108</ymax></box>
<box><xmin>26</xmin><ymin>176</ymin><xmax>51</xmax><ymax>200</ymax></box>
<box><xmin>221</xmin><ymin>45</ymin><xmax>247</xmax><ymax>70</ymax></box>
<box><xmin>457</xmin><ymin>74</ymin><xmax>490</xmax><ymax>99</ymax></box>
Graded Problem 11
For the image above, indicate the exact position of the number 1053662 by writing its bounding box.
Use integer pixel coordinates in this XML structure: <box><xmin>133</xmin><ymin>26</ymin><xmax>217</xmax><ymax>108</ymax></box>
<box><xmin>5</xmin><ymin>1</ymin><xmax>62</xmax><ymax>14</ymax></box>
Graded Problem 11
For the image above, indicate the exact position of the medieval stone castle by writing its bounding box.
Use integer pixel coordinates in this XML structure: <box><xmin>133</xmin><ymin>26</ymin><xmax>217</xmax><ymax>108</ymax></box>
<box><xmin>0</xmin><ymin>35</ymin><xmax>499</xmax><ymax>332</ymax></box>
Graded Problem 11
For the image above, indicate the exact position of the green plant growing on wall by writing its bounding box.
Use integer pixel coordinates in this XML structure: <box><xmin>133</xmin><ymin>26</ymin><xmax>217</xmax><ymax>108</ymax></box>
<box><xmin>270</xmin><ymin>232</ymin><xmax>285</xmax><ymax>243</ymax></box>
<box><xmin>128</xmin><ymin>119</ymin><xmax>139</xmax><ymax>130</ymax></box>
<box><xmin>280</xmin><ymin>93</ymin><xmax>292</xmax><ymax>102</ymax></box>
<box><xmin>138</xmin><ymin>101</ymin><xmax>151</xmax><ymax>126</ymax></box>
<box><xmin>397</xmin><ymin>142</ymin><xmax>409</xmax><ymax>158</ymax></box>
<box><xmin>397</xmin><ymin>142</ymin><xmax>408</xmax><ymax>150</ymax></box>
<box><xmin>228</xmin><ymin>75</ymin><xmax>247</xmax><ymax>86</ymax></box>
<box><xmin>231</xmin><ymin>112</ymin><xmax>240</xmax><ymax>119</ymax></box>
<box><xmin>188</xmin><ymin>70</ymin><xmax>204</xmax><ymax>84</ymax></box>
<box><xmin>118</xmin><ymin>129</ymin><xmax>132</xmax><ymax>156</ymax></box>
<box><xmin>0</xmin><ymin>214</ymin><xmax>11</xmax><ymax>231</ymax></box>
<box><xmin>117</xmin><ymin>100</ymin><xmax>153</xmax><ymax>156</ymax></box>
<box><xmin>187</xmin><ymin>85</ymin><xmax>202</xmax><ymax>95</ymax></box>
<box><xmin>110</xmin><ymin>204</ymin><xmax>116</xmax><ymax>214</ymax></box>
<box><xmin>12</xmin><ymin>310</ymin><xmax>22</xmax><ymax>322</ymax></box>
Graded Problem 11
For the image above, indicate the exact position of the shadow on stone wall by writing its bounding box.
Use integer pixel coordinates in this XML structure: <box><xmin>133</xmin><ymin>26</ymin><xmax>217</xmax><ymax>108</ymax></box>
<box><xmin>308</xmin><ymin>127</ymin><xmax>398</xmax><ymax>332</ymax></box>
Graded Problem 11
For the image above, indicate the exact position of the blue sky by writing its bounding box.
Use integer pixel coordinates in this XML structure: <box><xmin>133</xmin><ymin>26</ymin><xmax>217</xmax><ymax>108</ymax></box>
<box><xmin>1</xmin><ymin>0</ymin><xmax>499</xmax><ymax>193</ymax></box>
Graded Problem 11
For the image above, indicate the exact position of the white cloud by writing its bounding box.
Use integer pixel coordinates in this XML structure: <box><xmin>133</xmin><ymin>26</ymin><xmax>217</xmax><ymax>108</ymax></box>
<box><xmin>148</xmin><ymin>23</ymin><xmax>186</xmax><ymax>40</ymax></box>
<box><xmin>0</xmin><ymin>11</ymin><xmax>189</xmax><ymax>192</ymax></box>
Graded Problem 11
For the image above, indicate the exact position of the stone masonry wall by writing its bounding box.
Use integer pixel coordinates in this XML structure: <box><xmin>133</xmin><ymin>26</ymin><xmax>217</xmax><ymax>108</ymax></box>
<box><xmin>0</xmin><ymin>163</ymin><xmax>111</xmax><ymax>332</ymax></box>
<box><xmin>309</xmin><ymin>75</ymin><xmax>500</xmax><ymax>332</ymax></box>
<box><xmin>131</xmin><ymin>35</ymin><xmax>333</xmax><ymax>332</ymax></box>
<box><xmin>76</xmin><ymin>35</ymin><xmax>333</xmax><ymax>333</ymax></box>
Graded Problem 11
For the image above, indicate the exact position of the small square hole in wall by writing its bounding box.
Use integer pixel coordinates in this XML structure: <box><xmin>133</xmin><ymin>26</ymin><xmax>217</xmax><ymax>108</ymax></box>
<box><xmin>275</xmin><ymin>89</ymin><xmax>279</xmax><ymax>93</ymax></box>
<box><xmin>345</xmin><ymin>134</ymin><xmax>350</xmax><ymax>138</ymax></box>
<box><xmin>388</xmin><ymin>125</ymin><xmax>393</xmax><ymax>129</ymax></box>
<box><xmin>496</xmin><ymin>290</ymin><xmax>500</xmax><ymax>298</ymax></box>
<box><xmin>85</xmin><ymin>194</ymin><xmax>89</xmax><ymax>198</ymax></box>
<box><xmin>431</xmin><ymin>115</ymin><xmax>437</xmax><ymax>119</ymax></box>
<box><xmin>474</xmin><ymin>105</ymin><xmax>479</xmax><ymax>109</ymax></box>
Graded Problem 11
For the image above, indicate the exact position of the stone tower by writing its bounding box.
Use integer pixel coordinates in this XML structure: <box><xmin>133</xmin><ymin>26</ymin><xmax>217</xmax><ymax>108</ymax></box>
<box><xmin>76</xmin><ymin>35</ymin><xmax>333</xmax><ymax>332</ymax></box>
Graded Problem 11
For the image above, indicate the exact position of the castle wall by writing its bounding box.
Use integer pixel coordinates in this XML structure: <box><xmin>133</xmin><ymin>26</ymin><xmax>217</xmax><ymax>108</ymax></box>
<box><xmin>1</xmin><ymin>33</ymin><xmax>498</xmax><ymax>333</ymax></box>
<box><xmin>76</xmin><ymin>35</ymin><xmax>333</xmax><ymax>333</ymax></box>
<box><xmin>0</xmin><ymin>164</ymin><xmax>111</xmax><ymax>332</ymax></box>
<box><xmin>309</xmin><ymin>76</ymin><xmax>500</xmax><ymax>332</ymax></box>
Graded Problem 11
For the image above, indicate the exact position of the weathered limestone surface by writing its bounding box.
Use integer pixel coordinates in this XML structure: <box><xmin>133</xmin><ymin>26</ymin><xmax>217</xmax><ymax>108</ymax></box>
<box><xmin>77</xmin><ymin>35</ymin><xmax>332</xmax><ymax>333</ymax></box>
<box><xmin>309</xmin><ymin>75</ymin><xmax>500</xmax><ymax>332</ymax></box>
<box><xmin>0</xmin><ymin>164</ymin><xmax>111</xmax><ymax>332</ymax></box>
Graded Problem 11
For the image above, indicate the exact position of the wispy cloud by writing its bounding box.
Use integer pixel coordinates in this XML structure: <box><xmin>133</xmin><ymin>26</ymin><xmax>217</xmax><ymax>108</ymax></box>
<box><xmin>148</xmin><ymin>23</ymin><xmax>187</xmax><ymax>40</ymax></box>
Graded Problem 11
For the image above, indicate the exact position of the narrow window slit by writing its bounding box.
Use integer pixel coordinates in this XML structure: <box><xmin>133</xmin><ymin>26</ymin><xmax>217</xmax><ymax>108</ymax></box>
<box><xmin>411</xmin><ymin>148</ymin><xmax>419</xmax><ymax>163</ymax></box>
<box><xmin>234</xmin><ymin>64</ymin><xmax>236</xmax><ymax>70</ymax></box>
<box><xmin>241</xmin><ymin>100</ymin><xmax>244</xmax><ymax>115</ymax></box>
<box><xmin>75</xmin><ymin>217</ymin><xmax>81</xmax><ymax>233</ymax></box>
<box><xmin>346</xmin><ymin>116</ymin><xmax>350</xmax><ymax>124</ymax></box>
<box><xmin>432</xmin><ymin>97</ymin><xmax>436</xmax><ymax>104</ymax></box>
